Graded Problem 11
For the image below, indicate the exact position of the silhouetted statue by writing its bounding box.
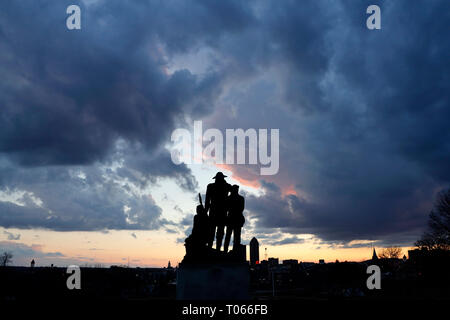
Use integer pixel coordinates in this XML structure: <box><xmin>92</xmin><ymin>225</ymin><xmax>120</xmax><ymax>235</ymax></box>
<box><xmin>181</xmin><ymin>175</ymin><xmax>248</xmax><ymax>264</ymax></box>
<box><xmin>205</xmin><ymin>172</ymin><xmax>232</xmax><ymax>251</ymax></box>
<box><xmin>184</xmin><ymin>194</ymin><xmax>210</xmax><ymax>261</ymax></box>
<box><xmin>224</xmin><ymin>185</ymin><xmax>245</xmax><ymax>253</ymax></box>
<box><xmin>191</xmin><ymin>195</ymin><xmax>210</xmax><ymax>246</ymax></box>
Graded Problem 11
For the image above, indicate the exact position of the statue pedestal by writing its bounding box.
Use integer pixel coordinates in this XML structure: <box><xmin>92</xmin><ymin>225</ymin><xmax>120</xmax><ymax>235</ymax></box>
<box><xmin>176</xmin><ymin>262</ymin><xmax>250</xmax><ymax>300</ymax></box>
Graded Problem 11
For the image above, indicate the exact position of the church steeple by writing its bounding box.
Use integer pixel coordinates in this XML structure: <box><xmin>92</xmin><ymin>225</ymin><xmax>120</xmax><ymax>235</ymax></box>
<box><xmin>372</xmin><ymin>248</ymin><xmax>378</xmax><ymax>260</ymax></box>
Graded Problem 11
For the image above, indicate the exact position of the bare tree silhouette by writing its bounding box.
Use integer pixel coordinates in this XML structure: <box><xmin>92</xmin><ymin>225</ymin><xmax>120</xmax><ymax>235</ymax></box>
<box><xmin>379</xmin><ymin>247</ymin><xmax>402</xmax><ymax>259</ymax></box>
<box><xmin>415</xmin><ymin>189</ymin><xmax>450</xmax><ymax>251</ymax></box>
<box><xmin>1</xmin><ymin>251</ymin><xmax>13</xmax><ymax>266</ymax></box>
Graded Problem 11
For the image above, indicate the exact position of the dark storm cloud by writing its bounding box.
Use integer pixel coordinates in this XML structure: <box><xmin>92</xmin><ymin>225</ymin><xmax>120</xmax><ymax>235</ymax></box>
<box><xmin>329</xmin><ymin>1</ymin><xmax>450</xmax><ymax>182</ymax></box>
<box><xmin>265</xmin><ymin>236</ymin><xmax>305</xmax><ymax>246</ymax></box>
<box><xmin>0</xmin><ymin>0</ymin><xmax>254</xmax><ymax>230</ymax></box>
<box><xmin>200</xmin><ymin>0</ymin><xmax>450</xmax><ymax>246</ymax></box>
<box><xmin>0</xmin><ymin>0</ymin><xmax>449</xmax><ymax>245</ymax></box>
<box><xmin>245</xmin><ymin>180</ymin><xmax>429</xmax><ymax>246</ymax></box>
<box><xmin>116</xmin><ymin>144</ymin><xmax>198</xmax><ymax>191</ymax></box>
<box><xmin>0</xmin><ymin>158</ymin><xmax>166</xmax><ymax>231</ymax></box>
<box><xmin>0</xmin><ymin>144</ymin><xmax>193</xmax><ymax>231</ymax></box>
<box><xmin>290</xmin><ymin>1</ymin><xmax>450</xmax><ymax>244</ymax></box>
<box><xmin>0</xmin><ymin>0</ymin><xmax>243</xmax><ymax>166</ymax></box>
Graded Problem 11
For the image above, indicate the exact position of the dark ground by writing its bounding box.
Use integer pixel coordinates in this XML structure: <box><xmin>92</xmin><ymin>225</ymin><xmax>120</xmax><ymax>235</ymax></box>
<box><xmin>1</xmin><ymin>250</ymin><xmax>449</xmax><ymax>302</ymax></box>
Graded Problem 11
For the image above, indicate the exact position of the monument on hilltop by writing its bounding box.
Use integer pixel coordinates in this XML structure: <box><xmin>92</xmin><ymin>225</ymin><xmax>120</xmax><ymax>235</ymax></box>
<box><xmin>177</xmin><ymin>172</ymin><xmax>249</xmax><ymax>300</ymax></box>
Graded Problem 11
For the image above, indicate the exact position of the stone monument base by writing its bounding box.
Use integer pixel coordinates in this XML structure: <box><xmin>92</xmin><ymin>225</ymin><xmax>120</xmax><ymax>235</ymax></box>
<box><xmin>176</xmin><ymin>262</ymin><xmax>249</xmax><ymax>300</ymax></box>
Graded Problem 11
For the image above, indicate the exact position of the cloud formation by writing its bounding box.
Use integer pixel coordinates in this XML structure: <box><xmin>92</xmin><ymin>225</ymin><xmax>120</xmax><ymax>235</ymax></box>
<box><xmin>0</xmin><ymin>0</ymin><xmax>241</xmax><ymax>230</ymax></box>
<box><xmin>0</xmin><ymin>1</ymin><xmax>449</xmax><ymax>248</ymax></box>
<box><xmin>201</xmin><ymin>0</ymin><xmax>450</xmax><ymax>246</ymax></box>
<box><xmin>3</xmin><ymin>230</ymin><xmax>21</xmax><ymax>240</ymax></box>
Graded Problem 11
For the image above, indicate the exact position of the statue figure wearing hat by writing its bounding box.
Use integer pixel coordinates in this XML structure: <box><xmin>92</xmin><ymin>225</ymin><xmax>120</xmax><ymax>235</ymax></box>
<box><xmin>205</xmin><ymin>172</ymin><xmax>232</xmax><ymax>251</ymax></box>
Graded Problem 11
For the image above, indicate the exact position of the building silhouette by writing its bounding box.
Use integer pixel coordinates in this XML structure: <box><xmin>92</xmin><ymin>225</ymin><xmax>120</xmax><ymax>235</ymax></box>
<box><xmin>268</xmin><ymin>257</ymin><xmax>279</xmax><ymax>266</ymax></box>
<box><xmin>282</xmin><ymin>259</ymin><xmax>298</xmax><ymax>266</ymax></box>
<box><xmin>250</xmin><ymin>237</ymin><xmax>259</xmax><ymax>265</ymax></box>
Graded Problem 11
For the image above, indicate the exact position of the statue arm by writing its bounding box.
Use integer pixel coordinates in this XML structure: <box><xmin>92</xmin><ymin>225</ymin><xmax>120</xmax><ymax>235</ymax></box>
<box><xmin>240</xmin><ymin>197</ymin><xmax>245</xmax><ymax>226</ymax></box>
<box><xmin>205</xmin><ymin>185</ymin><xmax>211</xmax><ymax>213</ymax></box>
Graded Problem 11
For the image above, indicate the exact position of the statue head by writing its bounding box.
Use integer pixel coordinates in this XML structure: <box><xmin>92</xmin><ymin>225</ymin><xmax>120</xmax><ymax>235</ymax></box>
<box><xmin>196</xmin><ymin>205</ymin><xmax>205</xmax><ymax>215</ymax></box>
<box><xmin>212</xmin><ymin>171</ymin><xmax>227</xmax><ymax>182</ymax></box>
